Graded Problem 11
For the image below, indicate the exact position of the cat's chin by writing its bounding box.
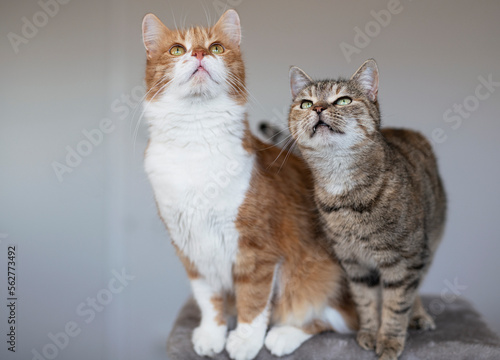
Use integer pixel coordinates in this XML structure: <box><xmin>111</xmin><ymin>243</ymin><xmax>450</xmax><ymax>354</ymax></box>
<box><xmin>298</xmin><ymin>134</ymin><xmax>353</xmax><ymax>152</ymax></box>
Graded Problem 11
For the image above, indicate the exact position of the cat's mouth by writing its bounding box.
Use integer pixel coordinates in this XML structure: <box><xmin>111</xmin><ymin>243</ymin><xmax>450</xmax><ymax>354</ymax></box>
<box><xmin>191</xmin><ymin>66</ymin><xmax>209</xmax><ymax>78</ymax></box>
<box><xmin>190</xmin><ymin>65</ymin><xmax>217</xmax><ymax>83</ymax></box>
<box><xmin>193</xmin><ymin>66</ymin><xmax>207</xmax><ymax>74</ymax></box>
<box><xmin>312</xmin><ymin>120</ymin><xmax>344</xmax><ymax>136</ymax></box>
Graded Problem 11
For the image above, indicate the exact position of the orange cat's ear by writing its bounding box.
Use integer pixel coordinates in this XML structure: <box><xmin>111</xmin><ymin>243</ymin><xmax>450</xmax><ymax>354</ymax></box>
<box><xmin>289</xmin><ymin>66</ymin><xmax>313</xmax><ymax>99</ymax></box>
<box><xmin>214</xmin><ymin>9</ymin><xmax>241</xmax><ymax>47</ymax></box>
<box><xmin>142</xmin><ymin>13</ymin><xmax>170</xmax><ymax>59</ymax></box>
<box><xmin>351</xmin><ymin>59</ymin><xmax>379</xmax><ymax>102</ymax></box>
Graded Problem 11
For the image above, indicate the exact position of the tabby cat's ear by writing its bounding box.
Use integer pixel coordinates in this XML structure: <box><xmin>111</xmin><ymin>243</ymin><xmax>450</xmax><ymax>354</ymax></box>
<box><xmin>289</xmin><ymin>66</ymin><xmax>313</xmax><ymax>99</ymax></box>
<box><xmin>214</xmin><ymin>9</ymin><xmax>241</xmax><ymax>47</ymax></box>
<box><xmin>142</xmin><ymin>13</ymin><xmax>170</xmax><ymax>59</ymax></box>
<box><xmin>351</xmin><ymin>59</ymin><xmax>379</xmax><ymax>102</ymax></box>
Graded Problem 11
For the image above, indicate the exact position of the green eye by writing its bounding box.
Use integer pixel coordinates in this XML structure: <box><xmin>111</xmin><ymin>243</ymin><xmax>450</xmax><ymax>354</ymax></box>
<box><xmin>209</xmin><ymin>43</ymin><xmax>225</xmax><ymax>54</ymax></box>
<box><xmin>335</xmin><ymin>97</ymin><xmax>352</xmax><ymax>106</ymax></box>
<box><xmin>169</xmin><ymin>45</ymin><xmax>185</xmax><ymax>56</ymax></box>
<box><xmin>301</xmin><ymin>100</ymin><xmax>313</xmax><ymax>109</ymax></box>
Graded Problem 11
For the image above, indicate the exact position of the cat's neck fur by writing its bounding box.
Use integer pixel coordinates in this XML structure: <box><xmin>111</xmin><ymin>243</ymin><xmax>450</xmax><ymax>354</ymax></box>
<box><xmin>300</xmin><ymin>136</ymin><xmax>387</xmax><ymax>196</ymax></box>
<box><xmin>146</xmin><ymin>91</ymin><xmax>247</xmax><ymax>146</ymax></box>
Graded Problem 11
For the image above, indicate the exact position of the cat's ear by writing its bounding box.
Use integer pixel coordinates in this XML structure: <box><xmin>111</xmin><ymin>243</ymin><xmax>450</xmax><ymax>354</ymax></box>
<box><xmin>289</xmin><ymin>66</ymin><xmax>313</xmax><ymax>99</ymax></box>
<box><xmin>351</xmin><ymin>59</ymin><xmax>379</xmax><ymax>102</ymax></box>
<box><xmin>214</xmin><ymin>9</ymin><xmax>241</xmax><ymax>47</ymax></box>
<box><xmin>142</xmin><ymin>13</ymin><xmax>170</xmax><ymax>59</ymax></box>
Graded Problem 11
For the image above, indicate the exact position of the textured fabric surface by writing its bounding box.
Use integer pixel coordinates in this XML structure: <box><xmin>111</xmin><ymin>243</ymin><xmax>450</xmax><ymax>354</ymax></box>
<box><xmin>166</xmin><ymin>296</ymin><xmax>500</xmax><ymax>360</ymax></box>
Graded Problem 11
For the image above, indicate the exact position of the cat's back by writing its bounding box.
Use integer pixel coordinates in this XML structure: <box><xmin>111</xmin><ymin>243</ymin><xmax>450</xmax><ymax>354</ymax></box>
<box><xmin>381</xmin><ymin>128</ymin><xmax>446</xmax><ymax>241</ymax></box>
<box><xmin>381</xmin><ymin>128</ymin><xmax>436</xmax><ymax>166</ymax></box>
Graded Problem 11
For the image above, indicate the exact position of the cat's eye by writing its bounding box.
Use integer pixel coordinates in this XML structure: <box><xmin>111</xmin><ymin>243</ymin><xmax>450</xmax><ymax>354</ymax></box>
<box><xmin>301</xmin><ymin>100</ymin><xmax>313</xmax><ymax>109</ymax></box>
<box><xmin>169</xmin><ymin>45</ymin><xmax>186</xmax><ymax>56</ymax></box>
<box><xmin>209</xmin><ymin>43</ymin><xmax>225</xmax><ymax>55</ymax></box>
<box><xmin>335</xmin><ymin>97</ymin><xmax>352</xmax><ymax>106</ymax></box>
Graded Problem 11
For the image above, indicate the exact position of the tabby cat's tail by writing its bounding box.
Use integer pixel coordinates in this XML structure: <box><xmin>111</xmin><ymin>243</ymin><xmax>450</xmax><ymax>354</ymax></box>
<box><xmin>258</xmin><ymin>121</ymin><xmax>288</xmax><ymax>146</ymax></box>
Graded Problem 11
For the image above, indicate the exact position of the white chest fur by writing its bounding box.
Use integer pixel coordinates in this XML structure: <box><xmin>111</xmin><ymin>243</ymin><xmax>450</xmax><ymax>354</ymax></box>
<box><xmin>144</xmin><ymin>94</ymin><xmax>254</xmax><ymax>292</ymax></box>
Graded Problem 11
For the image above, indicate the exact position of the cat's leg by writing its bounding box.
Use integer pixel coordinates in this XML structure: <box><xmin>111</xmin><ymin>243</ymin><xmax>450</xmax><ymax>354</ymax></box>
<box><xmin>226</xmin><ymin>257</ymin><xmax>277</xmax><ymax>360</ymax></box>
<box><xmin>173</xmin><ymin>245</ymin><xmax>227</xmax><ymax>357</ymax></box>
<box><xmin>377</xmin><ymin>267</ymin><xmax>421</xmax><ymax>360</ymax></box>
<box><xmin>343</xmin><ymin>264</ymin><xmax>381</xmax><ymax>351</ymax></box>
<box><xmin>265</xmin><ymin>251</ymin><xmax>356</xmax><ymax>356</ymax></box>
<box><xmin>409</xmin><ymin>295</ymin><xmax>435</xmax><ymax>330</ymax></box>
<box><xmin>190</xmin><ymin>278</ymin><xmax>228</xmax><ymax>357</ymax></box>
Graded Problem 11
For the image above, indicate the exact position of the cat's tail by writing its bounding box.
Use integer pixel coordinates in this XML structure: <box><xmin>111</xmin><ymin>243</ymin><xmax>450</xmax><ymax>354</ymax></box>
<box><xmin>324</xmin><ymin>306</ymin><xmax>355</xmax><ymax>334</ymax></box>
<box><xmin>258</xmin><ymin>121</ymin><xmax>301</xmax><ymax>156</ymax></box>
<box><xmin>258</xmin><ymin>121</ymin><xmax>288</xmax><ymax>145</ymax></box>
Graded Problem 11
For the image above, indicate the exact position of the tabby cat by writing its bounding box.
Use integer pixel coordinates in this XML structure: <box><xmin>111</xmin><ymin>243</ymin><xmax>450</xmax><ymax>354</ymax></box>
<box><xmin>287</xmin><ymin>59</ymin><xmax>447</xmax><ymax>360</ymax></box>
<box><xmin>141</xmin><ymin>10</ymin><xmax>357</xmax><ymax>360</ymax></box>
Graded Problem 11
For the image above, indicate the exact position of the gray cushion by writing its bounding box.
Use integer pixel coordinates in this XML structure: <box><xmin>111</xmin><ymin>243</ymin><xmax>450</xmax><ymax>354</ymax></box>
<box><xmin>167</xmin><ymin>296</ymin><xmax>500</xmax><ymax>360</ymax></box>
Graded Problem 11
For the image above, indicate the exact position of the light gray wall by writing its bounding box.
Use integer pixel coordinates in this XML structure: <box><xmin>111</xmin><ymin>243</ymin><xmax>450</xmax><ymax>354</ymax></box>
<box><xmin>1</xmin><ymin>1</ymin><xmax>499</xmax><ymax>359</ymax></box>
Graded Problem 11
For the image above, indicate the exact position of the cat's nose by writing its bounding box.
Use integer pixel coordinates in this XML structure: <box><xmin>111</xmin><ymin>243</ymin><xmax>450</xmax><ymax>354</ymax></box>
<box><xmin>192</xmin><ymin>49</ymin><xmax>207</xmax><ymax>61</ymax></box>
<box><xmin>313</xmin><ymin>106</ymin><xmax>326</xmax><ymax>113</ymax></box>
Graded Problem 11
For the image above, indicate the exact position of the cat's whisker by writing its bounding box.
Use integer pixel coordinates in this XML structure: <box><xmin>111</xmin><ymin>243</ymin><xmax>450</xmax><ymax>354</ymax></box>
<box><xmin>199</xmin><ymin>0</ymin><xmax>212</xmax><ymax>27</ymax></box>
<box><xmin>181</xmin><ymin>4</ymin><xmax>192</xmax><ymax>29</ymax></box>
<box><xmin>129</xmin><ymin>75</ymin><xmax>170</xmax><ymax>133</ymax></box>
<box><xmin>226</xmin><ymin>72</ymin><xmax>265</xmax><ymax>111</ymax></box>
<box><xmin>277</xmin><ymin>140</ymin><xmax>298</xmax><ymax>174</ymax></box>
<box><xmin>229</xmin><ymin>77</ymin><xmax>261</xmax><ymax>108</ymax></box>
<box><xmin>223</xmin><ymin>75</ymin><xmax>260</xmax><ymax>112</ymax></box>
<box><xmin>130</xmin><ymin>75</ymin><xmax>169</xmax><ymax>125</ymax></box>
<box><xmin>258</xmin><ymin>130</ymin><xmax>296</xmax><ymax>152</ymax></box>
<box><xmin>168</xmin><ymin>6</ymin><xmax>179</xmax><ymax>32</ymax></box>
<box><xmin>267</xmin><ymin>126</ymin><xmax>292</xmax><ymax>141</ymax></box>
<box><xmin>276</xmin><ymin>127</ymin><xmax>309</xmax><ymax>173</ymax></box>
<box><xmin>132</xmin><ymin>79</ymin><xmax>172</xmax><ymax>153</ymax></box>
<box><xmin>266</xmin><ymin>127</ymin><xmax>305</xmax><ymax>171</ymax></box>
<box><xmin>129</xmin><ymin>78</ymin><xmax>169</xmax><ymax>149</ymax></box>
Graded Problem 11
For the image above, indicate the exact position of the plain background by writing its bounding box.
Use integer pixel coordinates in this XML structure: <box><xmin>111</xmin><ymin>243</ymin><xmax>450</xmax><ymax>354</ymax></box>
<box><xmin>1</xmin><ymin>0</ymin><xmax>499</xmax><ymax>359</ymax></box>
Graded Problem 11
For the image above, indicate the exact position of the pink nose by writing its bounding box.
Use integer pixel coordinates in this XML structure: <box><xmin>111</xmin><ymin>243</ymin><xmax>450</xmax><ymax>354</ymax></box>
<box><xmin>313</xmin><ymin>106</ymin><xmax>325</xmax><ymax>113</ymax></box>
<box><xmin>192</xmin><ymin>49</ymin><xmax>207</xmax><ymax>61</ymax></box>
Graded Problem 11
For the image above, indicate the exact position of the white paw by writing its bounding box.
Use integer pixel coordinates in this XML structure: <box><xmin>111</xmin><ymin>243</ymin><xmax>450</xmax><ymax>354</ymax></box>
<box><xmin>264</xmin><ymin>325</ymin><xmax>312</xmax><ymax>356</ymax></box>
<box><xmin>192</xmin><ymin>324</ymin><xmax>227</xmax><ymax>357</ymax></box>
<box><xmin>225</xmin><ymin>323</ymin><xmax>266</xmax><ymax>360</ymax></box>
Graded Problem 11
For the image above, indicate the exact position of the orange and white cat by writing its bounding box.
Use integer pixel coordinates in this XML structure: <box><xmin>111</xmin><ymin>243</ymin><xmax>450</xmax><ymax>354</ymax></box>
<box><xmin>142</xmin><ymin>10</ymin><xmax>357</xmax><ymax>360</ymax></box>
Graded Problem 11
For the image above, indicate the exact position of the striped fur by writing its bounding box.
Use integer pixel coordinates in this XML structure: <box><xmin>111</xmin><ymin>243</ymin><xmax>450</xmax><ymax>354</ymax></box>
<box><xmin>287</xmin><ymin>59</ymin><xmax>447</xmax><ymax>360</ymax></box>
<box><xmin>142</xmin><ymin>10</ymin><xmax>357</xmax><ymax>360</ymax></box>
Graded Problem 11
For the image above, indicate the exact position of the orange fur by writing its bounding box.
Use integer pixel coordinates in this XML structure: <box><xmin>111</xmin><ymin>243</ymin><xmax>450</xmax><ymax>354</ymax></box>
<box><xmin>235</xmin><ymin>134</ymin><xmax>357</xmax><ymax>330</ymax></box>
<box><xmin>143</xmin><ymin>17</ymin><xmax>246</xmax><ymax>104</ymax></box>
<box><xmin>142</xmin><ymin>11</ymin><xmax>357</xmax><ymax>358</ymax></box>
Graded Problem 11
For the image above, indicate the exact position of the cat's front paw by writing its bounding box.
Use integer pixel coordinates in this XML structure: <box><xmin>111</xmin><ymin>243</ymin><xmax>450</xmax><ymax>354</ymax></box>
<box><xmin>264</xmin><ymin>325</ymin><xmax>312</xmax><ymax>356</ymax></box>
<box><xmin>192</xmin><ymin>324</ymin><xmax>227</xmax><ymax>357</ymax></box>
<box><xmin>226</xmin><ymin>324</ymin><xmax>266</xmax><ymax>360</ymax></box>
<box><xmin>376</xmin><ymin>334</ymin><xmax>405</xmax><ymax>360</ymax></box>
<box><xmin>356</xmin><ymin>330</ymin><xmax>377</xmax><ymax>351</ymax></box>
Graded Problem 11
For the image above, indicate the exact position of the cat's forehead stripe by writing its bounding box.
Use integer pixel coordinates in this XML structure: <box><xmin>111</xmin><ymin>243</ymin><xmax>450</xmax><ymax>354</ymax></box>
<box><xmin>308</xmin><ymin>81</ymin><xmax>348</xmax><ymax>101</ymax></box>
<box><xmin>176</xmin><ymin>27</ymin><xmax>215</xmax><ymax>49</ymax></box>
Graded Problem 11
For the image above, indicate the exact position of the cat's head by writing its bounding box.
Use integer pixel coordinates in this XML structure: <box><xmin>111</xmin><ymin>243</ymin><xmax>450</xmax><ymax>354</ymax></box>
<box><xmin>288</xmin><ymin>59</ymin><xmax>381</xmax><ymax>152</ymax></box>
<box><xmin>142</xmin><ymin>10</ymin><xmax>245</xmax><ymax>103</ymax></box>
